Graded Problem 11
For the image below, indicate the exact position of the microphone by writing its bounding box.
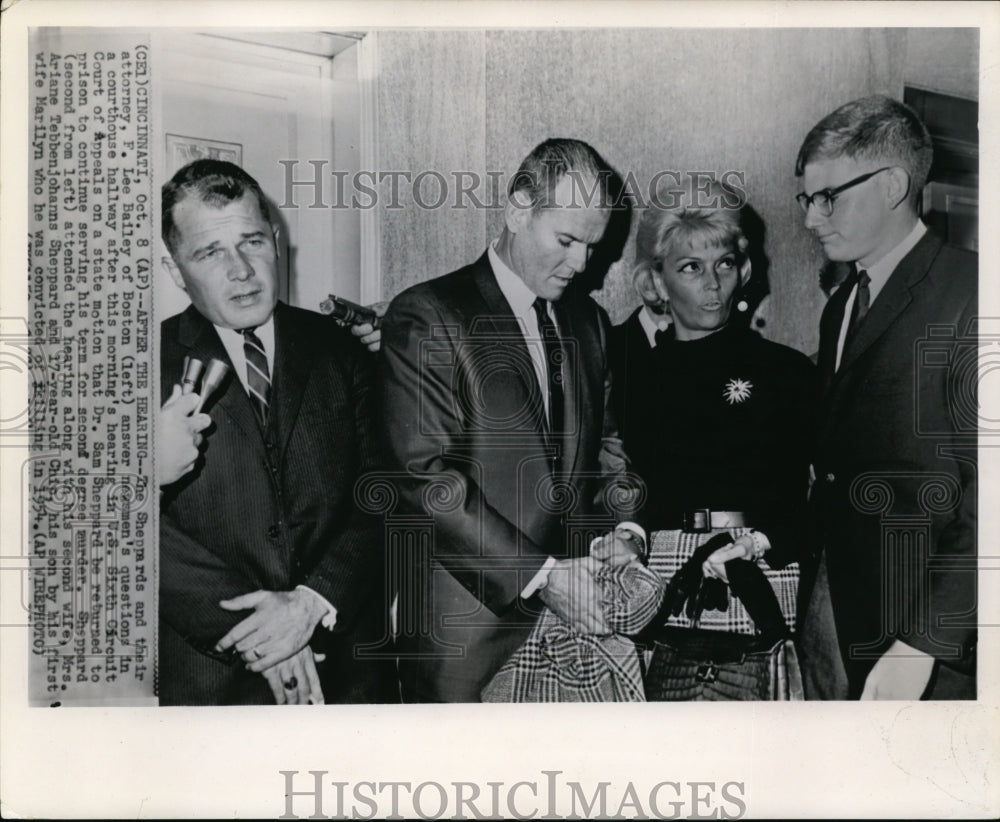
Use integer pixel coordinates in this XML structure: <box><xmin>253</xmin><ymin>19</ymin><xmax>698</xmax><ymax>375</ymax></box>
<box><xmin>319</xmin><ymin>294</ymin><xmax>381</xmax><ymax>329</ymax></box>
<box><xmin>181</xmin><ymin>356</ymin><xmax>205</xmax><ymax>394</ymax></box>
<box><xmin>194</xmin><ymin>359</ymin><xmax>231</xmax><ymax>413</ymax></box>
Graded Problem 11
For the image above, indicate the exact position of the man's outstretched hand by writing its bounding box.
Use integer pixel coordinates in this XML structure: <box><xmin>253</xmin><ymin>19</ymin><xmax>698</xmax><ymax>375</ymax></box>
<box><xmin>539</xmin><ymin>556</ymin><xmax>610</xmax><ymax>635</ymax></box>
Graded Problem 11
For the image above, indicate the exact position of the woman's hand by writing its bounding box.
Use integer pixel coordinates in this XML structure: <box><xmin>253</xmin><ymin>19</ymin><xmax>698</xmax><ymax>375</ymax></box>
<box><xmin>702</xmin><ymin>532</ymin><xmax>765</xmax><ymax>583</ymax></box>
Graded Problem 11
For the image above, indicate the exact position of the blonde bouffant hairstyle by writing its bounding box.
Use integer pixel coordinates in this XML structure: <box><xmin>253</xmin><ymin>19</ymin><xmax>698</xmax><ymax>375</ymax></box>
<box><xmin>632</xmin><ymin>178</ymin><xmax>748</xmax><ymax>309</ymax></box>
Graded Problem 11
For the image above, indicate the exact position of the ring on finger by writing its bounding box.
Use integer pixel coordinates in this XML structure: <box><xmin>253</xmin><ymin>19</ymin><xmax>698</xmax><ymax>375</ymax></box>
<box><xmin>252</xmin><ymin>648</ymin><xmax>263</xmax><ymax>661</ymax></box>
<box><xmin>283</xmin><ymin>676</ymin><xmax>298</xmax><ymax>691</ymax></box>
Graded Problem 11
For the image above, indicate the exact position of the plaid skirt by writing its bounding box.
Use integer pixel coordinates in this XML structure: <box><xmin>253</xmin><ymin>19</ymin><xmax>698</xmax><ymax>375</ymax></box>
<box><xmin>647</xmin><ymin>529</ymin><xmax>799</xmax><ymax>634</ymax></box>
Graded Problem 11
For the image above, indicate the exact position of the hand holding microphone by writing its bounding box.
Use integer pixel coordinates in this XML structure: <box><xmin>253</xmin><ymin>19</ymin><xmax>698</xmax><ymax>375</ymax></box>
<box><xmin>320</xmin><ymin>295</ymin><xmax>386</xmax><ymax>353</ymax></box>
<box><xmin>159</xmin><ymin>358</ymin><xmax>230</xmax><ymax>485</ymax></box>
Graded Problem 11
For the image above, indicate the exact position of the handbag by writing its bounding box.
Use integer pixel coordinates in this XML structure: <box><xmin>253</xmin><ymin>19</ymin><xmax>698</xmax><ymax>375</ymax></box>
<box><xmin>644</xmin><ymin>558</ymin><xmax>804</xmax><ymax>701</ymax></box>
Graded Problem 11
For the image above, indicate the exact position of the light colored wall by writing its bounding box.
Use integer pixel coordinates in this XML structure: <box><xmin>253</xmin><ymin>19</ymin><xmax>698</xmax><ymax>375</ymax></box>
<box><xmin>376</xmin><ymin>30</ymin><xmax>489</xmax><ymax>302</ymax></box>
<box><xmin>154</xmin><ymin>33</ymin><xmax>340</xmax><ymax>320</ymax></box>
<box><xmin>373</xmin><ymin>28</ymin><xmax>908</xmax><ymax>356</ymax></box>
<box><xmin>905</xmin><ymin>28</ymin><xmax>978</xmax><ymax>99</ymax></box>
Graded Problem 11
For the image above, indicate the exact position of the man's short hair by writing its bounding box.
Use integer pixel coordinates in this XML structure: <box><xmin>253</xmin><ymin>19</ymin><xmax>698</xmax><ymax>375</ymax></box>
<box><xmin>508</xmin><ymin>138</ymin><xmax>621</xmax><ymax>211</ymax></box>
<box><xmin>161</xmin><ymin>160</ymin><xmax>272</xmax><ymax>254</ymax></box>
<box><xmin>794</xmin><ymin>94</ymin><xmax>933</xmax><ymax>198</ymax></box>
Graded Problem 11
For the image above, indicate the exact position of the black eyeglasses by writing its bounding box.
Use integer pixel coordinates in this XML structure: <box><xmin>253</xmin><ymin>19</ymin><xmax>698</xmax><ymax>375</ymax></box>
<box><xmin>795</xmin><ymin>167</ymin><xmax>893</xmax><ymax>217</ymax></box>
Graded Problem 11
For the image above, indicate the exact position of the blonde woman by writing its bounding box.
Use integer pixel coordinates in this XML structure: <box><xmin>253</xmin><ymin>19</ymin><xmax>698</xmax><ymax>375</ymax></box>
<box><xmin>611</xmin><ymin>180</ymin><xmax>814</xmax><ymax>639</ymax></box>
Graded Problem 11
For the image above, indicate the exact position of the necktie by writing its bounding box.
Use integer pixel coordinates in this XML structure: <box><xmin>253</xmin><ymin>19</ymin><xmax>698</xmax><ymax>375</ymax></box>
<box><xmin>532</xmin><ymin>298</ymin><xmax>564</xmax><ymax>435</ymax></box>
<box><xmin>241</xmin><ymin>327</ymin><xmax>271</xmax><ymax>427</ymax></box>
<box><xmin>843</xmin><ymin>267</ymin><xmax>870</xmax><ymax>350</ymax></box>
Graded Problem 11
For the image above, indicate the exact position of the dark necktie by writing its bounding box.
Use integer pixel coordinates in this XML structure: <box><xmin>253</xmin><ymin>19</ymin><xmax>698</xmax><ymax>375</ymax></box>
<box><xmin>241</xmin><ymin>327</ymin><xmax>271</xmax><ymax>427</ymax></box>
<box><xmin>843</xmin><ymin>267</ymin><xmax>871</xmax><ymax>351</ymax></box>
<box><xmin>532</xmin><ymin>298</ymin><xmax>564</xmax><ymax>435</ymax></box>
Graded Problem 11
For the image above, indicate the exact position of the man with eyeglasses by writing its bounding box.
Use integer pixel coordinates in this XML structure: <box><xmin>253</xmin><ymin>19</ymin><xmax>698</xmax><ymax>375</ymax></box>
<box><xmin>794</xmin><ymin>95</ymin><xmax>977</xmax><ymax>700</ymax></box>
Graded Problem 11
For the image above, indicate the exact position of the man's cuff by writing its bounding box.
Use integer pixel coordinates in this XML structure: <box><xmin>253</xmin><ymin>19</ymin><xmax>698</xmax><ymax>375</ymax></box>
<box><xmin>295</xmin><ymin>585</ymin><xmax>338</xmax><ymax>630</ymax></box>
<box><xmin>521</xmin><ymin>556</ymin><xmax>557</xmax><ymax>598</ymax></box>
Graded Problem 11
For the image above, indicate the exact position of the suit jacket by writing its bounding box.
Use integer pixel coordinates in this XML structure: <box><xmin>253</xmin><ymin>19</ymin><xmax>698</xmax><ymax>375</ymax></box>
<box><xmin>609</xmin><ymin>308</ymin><xmax>657</xmax><ymax>454</ymax></box>
<box><xmin>380</xmin><ymin>253</ymin><xmax>636</xmax><ymax>701</ymax></box>
<box><xmin>807</xmin><ymin>230</ymin><xmax>977</xmax><ymax>698</ymax></box>
<box><xmin>159</xmin><ymin>302</ymin><xmax>396</xmax><ymax>705</ymax></box>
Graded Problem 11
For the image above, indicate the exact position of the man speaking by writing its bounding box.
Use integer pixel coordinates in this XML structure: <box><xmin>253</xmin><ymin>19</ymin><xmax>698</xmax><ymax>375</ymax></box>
<box><xmin>158</xmin><ymin>160</ymin><xmax>395</xmax><ymax>705</ymax></box>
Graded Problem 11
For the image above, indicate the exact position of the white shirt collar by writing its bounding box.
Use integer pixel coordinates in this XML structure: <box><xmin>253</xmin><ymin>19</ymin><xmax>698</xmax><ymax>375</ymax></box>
<box><xmin>638</xmin><ymin>305</ymin><xmax>671</xmax><ymax>348</ymax></box>
<box><xmin>488</xmin><ymin>240</ymin><xmax>541</xmax><ymax>320</ymax></box>
<box><xmin>486</xmin><ymin>241</ymin><xmax>554</xmax><ymax>413</ymax></box>
<box><xmin>834</xmin><ymin>221</ymin><xmax>927</xmax><ymax>371</ymax></box>
<box><xmin>859</xmin><ymin>220</ymin><xmax>927</xmax><ymax>304</ymax></box>
<box><xmin>213</xmin><ymin>314</ymin><xmax>276</xmax><ymax>393</ymax></box>
<box><xmin>215</xmin><ymin>313</ymin><xmax>275</xmax><ymax>354</ymax></box>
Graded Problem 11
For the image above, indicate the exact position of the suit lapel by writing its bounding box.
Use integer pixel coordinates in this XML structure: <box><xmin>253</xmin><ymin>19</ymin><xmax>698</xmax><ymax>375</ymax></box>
<box><xmin>817</xmin><ymin>276</ymin><xmax>853</xmax><ymax>402</ymax></box>
<box><xmin>837</xmin><ymin>231</ymin><xmax>941</xmax><ymax>375</ymax></box>
<box><xmin>269</xmin><ymin>303</ymin><xmax>317</xmax><ymax>459</ymax></box>
<box><xmin>470</xmin><ymin>256</ymin><xmax>549</xmax><ymax>437</ymax></box>
<box><xmin>552</xmin><ymin>298</ymin><xmax>580</xmax><ymax>477</ymax></box>
<box><xmin>176</xmin><ymin>306</ymin><xmax>266</xmax><ymax>460</ymax></box>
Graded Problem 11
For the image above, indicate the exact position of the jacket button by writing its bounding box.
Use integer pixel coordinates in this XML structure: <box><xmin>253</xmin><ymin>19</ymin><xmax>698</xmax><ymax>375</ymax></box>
<box><xmin>267</xmin><ymin>526</ymin><xmax>279</xmax><ymax>539</ymax></box>
<box><xmin>825</xmin><ymin>473</ymin><xmax>836</xmax><ymax>483</ymax></box>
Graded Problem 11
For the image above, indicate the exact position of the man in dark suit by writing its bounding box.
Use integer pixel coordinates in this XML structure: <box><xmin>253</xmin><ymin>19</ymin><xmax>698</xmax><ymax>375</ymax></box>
<box><xmin>380</xmin><ymin>138</ymin><xmax>644</xmax><ymax>702</ymax></box>
<box><xmin>795</xmin><ymin>96</ymin><xmax>977</xmax><ymax>699</ymax></box>
<box><xmin>158</xmin><ymin>160</ymin><xmax>396</xmax><ymax>705</ymax></box>
<box><xmin>609</xmin><ymin>269</ymin><xmax>671</xmax><ymax>447</ymax></box>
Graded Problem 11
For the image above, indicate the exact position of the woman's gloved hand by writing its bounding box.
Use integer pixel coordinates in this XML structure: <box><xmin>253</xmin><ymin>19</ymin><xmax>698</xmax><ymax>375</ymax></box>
<box><xmin>662</xmin><ymin>532</ymin><xmax>734</xmax><ymax>620</ymax></box>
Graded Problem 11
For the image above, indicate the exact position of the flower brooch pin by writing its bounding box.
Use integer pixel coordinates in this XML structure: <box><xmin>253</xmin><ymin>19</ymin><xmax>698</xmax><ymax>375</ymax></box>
<box><xmin>723</xmin><ymin>377</ymin><xmax>753</xmax><ymax>405</ymax></box>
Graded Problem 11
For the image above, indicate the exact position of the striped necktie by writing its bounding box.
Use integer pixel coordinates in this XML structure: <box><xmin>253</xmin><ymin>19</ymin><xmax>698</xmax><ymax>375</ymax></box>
<box><xmin>241</xmin><ymin>327</ymin><xmax>270</xmax><ymax>426</ymax></box>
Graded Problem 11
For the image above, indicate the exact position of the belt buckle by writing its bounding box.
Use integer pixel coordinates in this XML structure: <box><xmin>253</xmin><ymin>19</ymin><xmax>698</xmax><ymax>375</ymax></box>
<box><xmin>682</xmin><ymin>508</ymin><xmax>712</xmax><ymax>534</ymax></box>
